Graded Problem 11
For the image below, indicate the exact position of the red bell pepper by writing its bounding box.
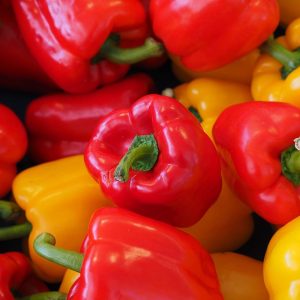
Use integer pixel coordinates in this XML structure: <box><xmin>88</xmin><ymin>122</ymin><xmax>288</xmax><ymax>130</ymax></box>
<box><xmin>0</xmin><ymin>251</ymin><xmax>53</xmax><ymax>299</ymax></box>
<box><xmin>150</xmin><ymin>0</ymin><xmax>279</xmax><ymax>71</ymax></box>
<box><xmin>84</xmin><ymin>94</ymin><xmax>222</xmax><ymax>227</ymax></box>
<box><xmin>0</xmin><ymin>0</ymin><xmax>56</xmax><ymax>93</ymax></box>
<box><xmin>34</xmin><ymin>207</ymin><xmax>224</xmax><ymax>300</ymax></box>
<box><xmin>12</xmin><ymin>0</ymin><xmax>164</xmax><ymax>93</ymax></box>
<box><xmin>0</xmin><ymin>104</ymin><xmax>27</xmax><ymax>197</ymax></box>
<box><xmin>25</xmin><ymin>73</ymin><xmax>153</xmax><ymax>163</ymax></box>
<box><xmin>213</xmin><ymin>101</ymin><xmax>300</xmax><ymax>225</ymax></box>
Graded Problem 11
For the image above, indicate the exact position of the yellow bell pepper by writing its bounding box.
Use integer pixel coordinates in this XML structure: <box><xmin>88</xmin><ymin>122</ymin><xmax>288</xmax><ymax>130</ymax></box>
<box><xmin>264</xmin><ymin>216</ymin><xmax>300</xmax><ymax>300</ymax></box>
<box><xmin>277</xmin><ymin>0</ymin><xmax>300</xmax><ymax>26</ymax></box>
<box><xmin>60</xmin><ymin>252</ymin><xmax>268</xmax><ymax>300</ymax></box>
<box><xmin>212</xmin><ymin>252</ymin><xmax>269</xmax><ymax>300</ymax></box>
<box><xmin>252</xmin><ymin>18</ymin><xmax>300</xmax><ymax>105</ymax></box>
<box><xmin>12</xmin><ymin>155</ymin><xmax>112</xmax><ymax>283</ymax></box>
<box><xmin>171</xmin><ymin>50</ymin><xmax>259</xmax><ymax>84</ymax></box>
<box><xmin>172</xmin><ymin>78</ymin><xmax>254</xmax><ymax>252</ymax></box>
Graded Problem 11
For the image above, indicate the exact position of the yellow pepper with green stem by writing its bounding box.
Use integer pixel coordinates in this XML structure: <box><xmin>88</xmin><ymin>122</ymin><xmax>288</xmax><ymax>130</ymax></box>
<box><xmin>11</xmin><ymin>155</ymin><xmax>112</xmax><ymax>283</ymax></box>
<box><xmin>264</xmin><ymin>216</ymin><xmax>300</xmax><ymax>299</ymax></box>
<box><xmin>169</xmin><ymin>78</ymin><xmax>254</xmax><ymax>252</ymax></box>
<box><xmin>252</xmin><ymin>18</ymin><xmax>300</xmax><ymax>106</ymax></box>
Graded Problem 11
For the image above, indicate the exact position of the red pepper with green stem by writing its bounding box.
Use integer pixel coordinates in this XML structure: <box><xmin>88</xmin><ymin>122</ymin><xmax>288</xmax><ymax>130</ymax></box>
<box><xmin>0</xmin><ymin>104</ymin><xmax>27</xmax><ymax>197</ymax></box>
<box><xmin>34</xmin><ymin>207</ymin><xmax>224</xmax><ymax>300</ymax></box>
<box><xmin>150</xmin><ymin>0</ymin><xmax>279</xmax><ymax>72</ymax></box>
<box><xmin>12</xmin><ymin>0</ymin><xmax>164</xmax><ymax>93</ymax></box>
<box><xmin>25</xmin><ymin>73</ymin><xmax>153</xmax><ymax>163</ymax></box>
<box><xmin>84</xmin><ymin>94</ymin><xmax>222</xmax><ymax>227</ymax></box>
<box><xmin>0</xmin><ymin>0</ymin><xmax>56</xmax><ymax>93</ymax></box>
<box><xmin>213</xmin><ymin>101</ymin><xmax>300</xmax><ymax>225</ymax></box>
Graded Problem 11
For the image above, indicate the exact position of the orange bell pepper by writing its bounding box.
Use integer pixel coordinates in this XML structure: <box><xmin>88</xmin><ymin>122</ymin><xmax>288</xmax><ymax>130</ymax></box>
<box><xmin>170</xmin><ymin>78</ymin><xmax>254</xmax><ymax>252</ymax></box>
<box><xmin>212</xmin><ymin>252</ymin><xmax>268</xmax><ymax>300</ymax></box>
<box><xmin>277</xmin><ymin>0</ymin><xmax>300</xmax><ymax>26</ymax></box>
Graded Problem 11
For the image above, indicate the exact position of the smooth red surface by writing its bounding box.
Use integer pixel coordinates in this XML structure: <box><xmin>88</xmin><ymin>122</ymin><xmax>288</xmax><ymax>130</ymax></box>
<box><xmin>67</xmin><ymin>207</ymin><xmax>224</xmax><ymax>300</ymax></box>
<box><xmin>85</xmin><ymin>95</ymin><xmax>222</xmax><ymax>227</ymax></box>
<box><xmin>150</xmin><ymin>0</ymin><xmax>279</xmax><ymax>71</ymax></box>
<box><xmin>0</xmin><ymin>104</ymin><xmax>27</xmax><ymax>197</ymax></box>
<box><xmin>26</xmin><ymin>74</ymin><xmax>153</xmax><ymax>162</ymax></box>
<box><xmin>0</xmin><ymin>252</ymin><xmax>30</xmax><ymax>300</ymax></box>
<box><xmin>0</xmin><ymin>1</ymin><xmax>56</xmax><ymax>92</ymax></box>
<box><xmin>12</xmin><ymin>0</ymin><xmax>146</xmax><ymax>93</ymax></box>
<box><xmin>213</xmin><ymin>101</ymin><xmax>300</xmax><ymax>225</ymax></box>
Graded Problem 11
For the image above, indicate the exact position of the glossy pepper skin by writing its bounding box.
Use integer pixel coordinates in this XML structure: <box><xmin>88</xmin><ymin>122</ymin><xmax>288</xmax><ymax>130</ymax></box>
<box><xmin>171</xmin><ymin>50</ymin><xmax>260</xmax><ymax>85</ymax></box>
<box><xmin>85</xmin><ymin>94</ymin><xmax>222</xmax><ymax>227</ymax></box>
<box><xmin>12</xmin><ymin>155</ymin><xmax>112</xmax><ymax>283</ymax></box>
<box><xmin>173</xmin><ymin>79</ymin><xmax>254</xmax><ymax>252</ymax></box>
<box><xmin>264</xmin><ymin>216</ymin><xmax>300</xmax><ymax>300</ymax></box>
<box><xmin>0</xmin><ymin>0</ymin><xmax>56</xmax><ymax>93</ymax></box>
<box><xmin>212</xmin><ymin>252</ymin><xmax>268</xmax><ymax>300</ymax></box>
<box><xmin>213</xmin><ymin>101</ymin><xmax>300</xmax><ymax>225</ymax></box>
<box><xmin>252</xmin><ymin>18</ymin><xmax>300</xmax><ymax>106</ymax></box>
<box><xmin>12</xmin><ymin>0</ymin><xmax>147</xmax><ymax>93</ymax></box>
<box><xmin>41</xmin><ymin>207</ymin><xmax>224</xmax><ymax>300</ymax></box>
<box><xmin>26</xmin><ymin>73</ymin><xmax>153</xmax><ymax>163</ymax></box>
<box><xmin>150</xmin><ymin>0</ymin><xmax>279</xmax><ymax>72</ymax></box>
<box><xmin>60</xmin><ymin>252</ymin><xmax>268</xmax><ymax>299</ymax></box>
<box><xmin>0</xmin><ymin>252</ymin><xmax>48</xmax><ymax>300</ymax></box>
<box><xmin>0</xmin><ymin>104</ymin><xmax>27</xmax><ymax>197</ymax></box>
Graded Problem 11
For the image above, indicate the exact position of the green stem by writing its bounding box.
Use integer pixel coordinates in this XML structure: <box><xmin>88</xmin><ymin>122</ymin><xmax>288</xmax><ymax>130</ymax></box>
<box><xmin>114</xmin><ymin>134</ymin><xmax>159</xmax><ymax>182</ymax></box>
<box><xmin>16</xmin><ymin>292</ymin><xmax>67</xmax><ymax>300</ymax></box>
<box><xmin>92</xmin><ymin>36</ymin><xmax>164</xmax><ymax>65</ymax></box>
<box><xmin>260</xmin><ymin>37</ymin><xmax>300</xmax><ymax>78</ymax></box>
<box><xmin>0</xmin><ymin>222</ymin><xmax>32</xmax><ymax>240</ymax></box>
<box><xmin>0</xmin><ymin>200</ymin><xmax>22</xmax><ymax>221</ymax></box>
<box><xmin>281</xmin><ymin>145</ymin><xmax>300</xmax><ymax>185</ymax></box>
<box><xmin>34</xmin><ymin>233</ymin><xmax>83</xmax><ymax>273</ymax></box>
<box><xmin>188</xmin><ymin>106</ymin><xmax>202</xmax><ymax>122</ymax></box>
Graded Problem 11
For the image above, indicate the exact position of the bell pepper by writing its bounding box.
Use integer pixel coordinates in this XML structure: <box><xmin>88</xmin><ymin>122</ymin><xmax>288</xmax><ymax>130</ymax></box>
<box><xmin>59</xmin><ymin>252</ymin><xmax>268</xmax><ymax>299</ymax></box>
<box><xmin>263</xmin><ymin>216</ymin><xmax>300</xmax><ymax>300</ymax></box>
<box><xmin>12</xmin><ymin>0</ymin><xmax>163</xmax><ymax>93</ymax></box>
<box><xmin>252</xmin><ymin>18</ymin><xmax>300</xmax><ymax>105</ymax></box>
<box><xmin>84</xmin><ymin>94</ymin><xmax>222</xmax><ymax>227</ymax></box>
<box><xmin>169</xmin><ymin>78</ymin><xmax>253</xmax><ymax>251</ymax></box>
<box><xmin>0</xmin><ymin>251</ymin><xmax>59</xmax><ymax>300</ymax></box>
<box><xmin>277</xmin><ymin>0</ymin><xmax>300</xmax><ymax>26</ymax></box>
<box><xmin>213</xmin><ymin>101</ymin><xmax>300</xmax><ymax>225</ymax></box>
<box><xmin>26</xmin><ymin>73</ymin><xmax>153</xmax><ymax>163</ymax></box>
<box><xmin>34</xmin><ymin>207</ymin><xmax>224</xmax><ymax>300</ymax></box>
<box><xmin>0</xmin><ymin>0</ymin><xmax>57</xmax><ymax>93</ymax></box>
<box><xmin>150</xmin><ymin>0</ymin><xmax>279</xmax><ymax>72</ymax></box>
<box><xmin>8</xmin><ymin>155</ymin><xmax>112</xmax><ymax>283</ymax></box>
<box><xmin>171</xmin><ymin>50</ymin><xmax>260</xmax><ymax>85</ymax></box>
<box><xmin>0</xmin><ymin>104</ymin><xmax>27</xmax><ymax>197</ymax></box>
<box><xmin>212</xmin><ymin>252</ymin><xmax>268</xmax><ymax>300</ymax></box>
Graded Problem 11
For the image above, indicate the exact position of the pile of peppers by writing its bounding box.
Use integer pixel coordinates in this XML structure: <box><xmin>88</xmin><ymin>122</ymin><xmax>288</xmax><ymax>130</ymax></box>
<box><xmin>3</xmin><ymin>0</ymin><xmax>300</xmax><ymax>299</ymax></box>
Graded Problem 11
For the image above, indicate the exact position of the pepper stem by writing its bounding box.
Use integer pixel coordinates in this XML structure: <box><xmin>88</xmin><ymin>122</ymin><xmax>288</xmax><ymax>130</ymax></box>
<box><xmin>34</xmin><ymin>233</ymin><xmax>83</xmax><ymax>273</ymax></box>
<box><xmin>16</xmin><ymin>292</ymin><xmax>67</xmax><ymax>300</ymax></box>
<box><xmin>0</xmin><ymin>200</ymin><xmax>22</xmax><ymax>221</ymax></box>
<box><xmin>281</xmin><ymin>145</ymin><xmax>300</xmax><ymax>185</ymax></box>
<box><xmin>92</xmin><ymin>35</ymin><xmax>164</xmax><ymax>65</ymax></box>
<box><xmin>260</xmin><ymin>37</ymin><xmax>300</xmax><ymax>78</ymax></box>
<box><xmin>0</xmin><ymin>222</ymin><xmax>32</xmax><ymax>240</ymax></box>
<box><xmin>114</xmin><ymin>134</ymin><xmax>159</xmax><ymax>182</ymax></box>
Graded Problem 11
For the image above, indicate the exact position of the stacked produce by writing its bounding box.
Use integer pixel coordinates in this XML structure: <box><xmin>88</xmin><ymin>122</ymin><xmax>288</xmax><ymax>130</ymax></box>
<box><xmin>0</xmin><ymin>0</ymin><xmax>298</xmax><ymax>299</ymax></box>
